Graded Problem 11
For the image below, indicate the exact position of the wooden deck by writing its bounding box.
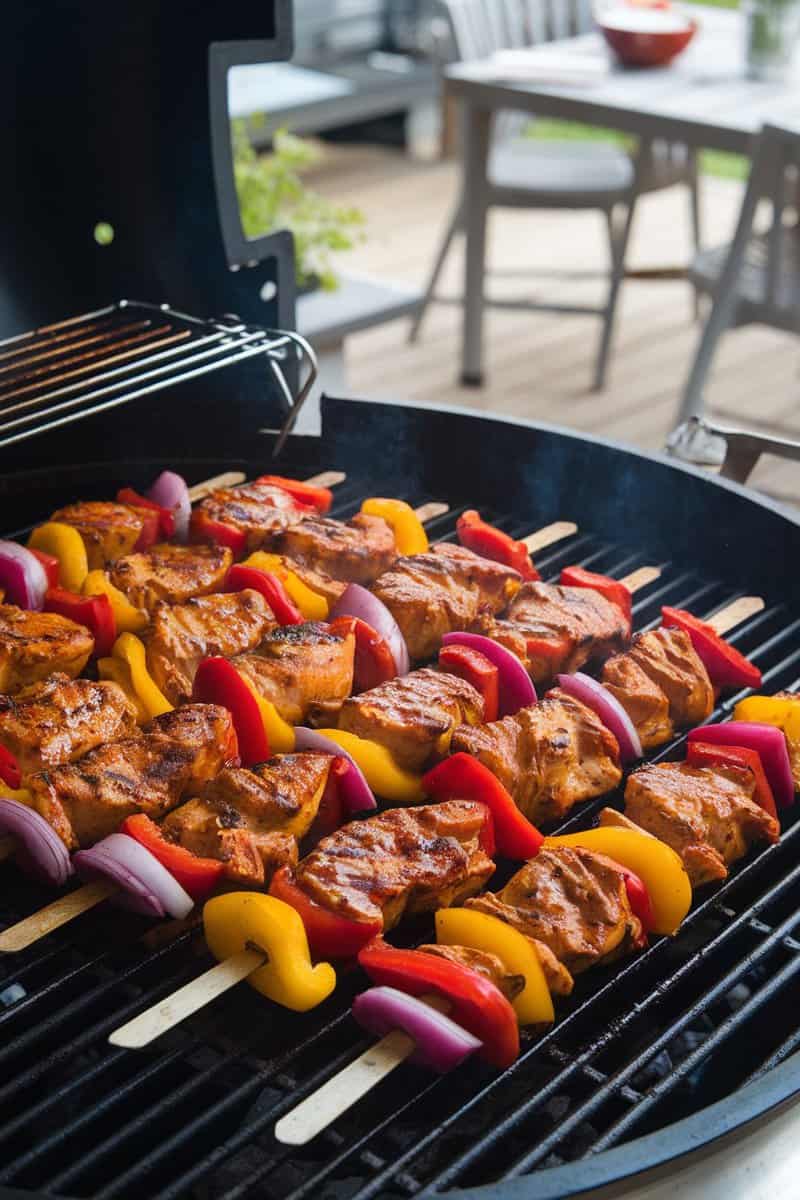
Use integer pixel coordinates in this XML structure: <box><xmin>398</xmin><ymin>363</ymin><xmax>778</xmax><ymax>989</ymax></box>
<box><xmin>310</xmin><ymin>144</ymin><xmax>800</xmax><ymax>506</ymax></box>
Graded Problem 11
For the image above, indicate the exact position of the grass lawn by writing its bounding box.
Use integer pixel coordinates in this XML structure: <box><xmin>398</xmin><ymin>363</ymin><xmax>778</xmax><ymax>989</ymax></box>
<box><xmin>529</xmin><ymin>0</ymin><xmax>747</xmax><ymax>179</ymax></box>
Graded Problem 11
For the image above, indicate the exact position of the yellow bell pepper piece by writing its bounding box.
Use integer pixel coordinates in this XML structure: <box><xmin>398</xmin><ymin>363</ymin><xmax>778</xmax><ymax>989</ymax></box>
<box><xmin>82</xmin><ymin>570</ymin><xmax>148</xmax><ymax>634</ymax></box>
<box><xmin>313</xmin><ymin>728</ymin><xmax>425</xmax><ymax>804</ymax></box>
<box><xmin>237</xmin><ymin>672</ymin><xmax>296</xmax><ymax>754</ymax></box>
<box><xmin>28</xmin><ymin>522</ymin><xmax>88</xmax><ymax>593</ymax></box>
<box><xmin>435</xmin><ymin>907</ymin><xmax>554</xmax><ymax>1026</ymax></box>
<box><xmin>361</xmin><ymin>498</ymin><xmax>429</xmax><ymax>556</ymax></box>
<box><xmin>0</xmin><ymin>782</ymin><xmax>32</xmax><ymax>804</ymax></box>
<box><xmin>243</xmin><ymin>552</ymin><xmax>329</xmax><ymax>621</ymax></box>
<box><xmin>203</xmin><ymin>892</ymin><xmax>336</xmax><ymax>1012</ymax></box>
<box><xmin>98</xmin><ymin>633</ymin><xmax>173</xmax><ymax>723</ymax></box>
<box><xmin>735</xmin><ymin>694</ymin><xmax>800</xmax><ymax>750</ymax></box>
<box><xmin>545</xmin><ymin>828</ymin><xmax>691</xmax><ymax>936</ymax></box>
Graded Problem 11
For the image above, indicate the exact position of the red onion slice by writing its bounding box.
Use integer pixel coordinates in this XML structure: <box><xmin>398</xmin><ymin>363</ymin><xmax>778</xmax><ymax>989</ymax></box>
<box><xmin>329</xmin><ymin>584</ymin><xmax>410</xmax><ymax>676</ymax></box>
<box><xmin>147</xmin><ymin>471</ymin><xmax>191</xmax><ymax>543</ymax></box>
<box><xmin>0</xmin><ymin>541</ymin><xmax>48</xmax><ymax>611</ymax></box>
<box><xmin>556</xmin><ymin>672</ymin><xmax>642</xmax><ymax>762</ymax></box>
<box><xmin>442</xmin><ymin>632</ymin><xmax>536</xmax><ymax>716</ymax></box>
<box><xmin>74</xmin><ymin>834</ymin><xmax>194</xmax><ymax>919</ymax></box>
<box><xmin>0</xmin><ymin>799</ymin><xmax>73</xmax><ymax>886</ymax></box>
<box><xmin>688</xmin><ymin>722</ymin><xmax>794</xmax><ymax>809</ymax></box>
<box><xmin>352</xmin><ymin>986</ymin><xmax>482</xmax><ymax>1073</ymax></box>
<box><xmin>293</xmin><ymin>727</ymin><xmax>377</xmax><ymax>813</ymax></box>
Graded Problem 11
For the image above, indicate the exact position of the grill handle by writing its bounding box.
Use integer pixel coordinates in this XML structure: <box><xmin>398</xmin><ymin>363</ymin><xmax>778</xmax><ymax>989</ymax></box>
<box><xmin>670</xmin><ymin>417</ymin><xmax>800</xmax><ymax>486</ymax></box>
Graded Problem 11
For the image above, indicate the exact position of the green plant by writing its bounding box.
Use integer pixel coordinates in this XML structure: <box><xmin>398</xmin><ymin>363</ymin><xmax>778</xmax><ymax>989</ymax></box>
<box><xmin>232</xmin><ymin>118</ymin><xmax>365</xmax><ymax>291</ymax></box>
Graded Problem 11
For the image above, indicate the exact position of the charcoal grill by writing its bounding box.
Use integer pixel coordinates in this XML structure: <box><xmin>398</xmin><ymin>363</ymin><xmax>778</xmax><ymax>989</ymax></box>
<box><xmin>4</xmin><ymin>0</ymin><xmax>800</xmax><ymax>1196</ymax></box>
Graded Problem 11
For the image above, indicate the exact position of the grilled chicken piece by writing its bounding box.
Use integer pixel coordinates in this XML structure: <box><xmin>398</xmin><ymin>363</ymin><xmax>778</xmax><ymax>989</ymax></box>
<box><xmin>0</xmin><ymin>674</ymin><xmax>137</xmax><ymax>775</ymax></box>
<box><xmin>602</xmin><ymin>628</ymin><xmax>714</xmax><ymax>750</ymax></box>
<box><xmin>418</xmin><ymin>943</ymin><xmax>525</xmax><ymax>1002</ymax></box>
<box><xmin>451</xmin><ymin>688</ymin><xmax>622</xmax><ymax>825</ymax></box>
<box><xmin>232</xmin><ymin>621</ymin><xmax>355</xmax><ymax>726</ymax></box>
<box><xmin>477</xmin><ymin>583</ymin><xmax>630</xmax><ymax>686</ymax></box>
<box><xmin>26</xmin><ymin>704</ymin><xmax>237</xmax><ymax>850</ymax></box>
<box><xmin>109</xmin><ymin>543</ymin><xmax>233</xmax><ymax>611</ymax></box>
<box><xmin>623</xmin><ymin>761</ymin><xmax>779</xmax><ymax>887</ymax></box>
<box><xmin>332</xmin><ymin>667</ymin><xmax>485</xmax><ymax>772</ymax></box>
<box><xmin>294</xmin><ymin>800</ymin><xmax>495</xmax><ymax>928</ymax></box>
<box><xmin>372</xmin><ymin>543</ymin><xmax>521</xmax><ymax>662</ymax></box>
<box><xmin>266</xmin><ymin>513</ymin><xmax>397</xmax><ymax>586</ymax></box>
<box><xmin>50</xmin><ymin>501</ymin><xmax>144</xmax><ymax>569</ymax></box>
<box><xmin>197</xmin><ymin>483</ymin><xmax>310</xmax><ymax>553</ymax></box>
<box><xmin>162</xmin><ymin>752</ymin><xmax>333</xmax><ymax>887</ymax></box>
<box><xmin>145</xmin><ymin>589</ymin><xmax>274</xmax><ymax>706</ymax></box>
<box><xmin>466</xmin><ymin>846</ymin><xmax>643</xmax><ymax>993</ymax></box>
<box><xmin>0</xmin><ymin>605</ymin><xmax>94</xmax><ymax>693</ymax></box>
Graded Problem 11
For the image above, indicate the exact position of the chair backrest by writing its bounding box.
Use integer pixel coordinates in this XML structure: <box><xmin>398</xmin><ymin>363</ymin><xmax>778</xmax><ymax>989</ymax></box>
<box><xmin>438</xmin><ymin>0</ymin><xmax>594</xmax><ymax>61</ymax></box>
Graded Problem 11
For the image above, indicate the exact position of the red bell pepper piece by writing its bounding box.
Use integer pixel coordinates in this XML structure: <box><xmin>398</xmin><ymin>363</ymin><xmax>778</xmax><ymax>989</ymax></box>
<box><xmin>270</xmin><ymin>865</ymin><xmax>381</xmax><ymax>959</ymax></box>
<box><xmin>661</xmin><ymin>606</ymin><xmax>762</xmax><ymax>690</ymax></box>
<box><xmin>192</xmin><ymin>656</ymin><xmax>270</xmax><ymax>767</ymax></box>
<box><xmin>27</xmin><ymin>548</ymin><xmax>60</xmax><ymax>590</ymax></box>
<box><xmin>132</xmin><ymin>508</ymin><xmax>160</xmax><ymax>551</ymax></box>
<box><xmin>0</xmin><ymin>745</ymin><xmax>22</xmax><ymax>790</ymax></box>
<box><xmin>117</xmin><ymin>487</ymin><xmax>176</xmax><ymax>540</ymax></box>
<box><xmin>189</xmin><ymin>509</ymin><xmax>247</xmax><ymax>558</ymax></box>
<box><xmin>456</xmin><ymin>510</ymin><xmax>539</xmax><ymax>581</ymax></box>
<box><xmin>224</xmin><ymin>564</ymin><xmax>304</xmax><ymax>626</ymax></box>
<box><xmin>121</xmin><ymin>814</ymin><xmax>224</xmax><ymax>900</ymax></box>
<box><xmin>559</xmin><ymin>566</ymin><xmax>632</xmax><ymax>632</ymax></box>
<box><xmin>255</xmin><ymin>475</ymin><xmax>333</xmax><ymax>514</ymax></box>
<box><xmin>438</xmin><ymin>644</ymin><xmax>499</xmax><ymax>723</ymax></box>
<box><xmin>303</xmin><ymin>756</ymin><xmax>349</xmax><ymax>847</ymax></box>
<box><xmin>328</xmin><ymin>615</ymin><xmax>396</xmax><ymax>692</ymax></box>
<box><xmin>422</xmin><ymin>753</ymin><xmax>542</xmax><ymax>860</ymax></box>
<box><xmin>686</xmin><ymin>741</ymin><xmax>778</xmax><ymax>820</ymax></box>
<box><xmin>44</xmin><ymin>587</ymin><xmax>117</xmax><ymax>657</ymax></box>
<box><xmin>358</xmin><ymin>939</ymin><xmax>520</xmax><ymax>1068</ymax></box>
<box><xmin>620</xmin><ymin>868</ymin><xmax>654</xmax><ymax>944</ymax></box>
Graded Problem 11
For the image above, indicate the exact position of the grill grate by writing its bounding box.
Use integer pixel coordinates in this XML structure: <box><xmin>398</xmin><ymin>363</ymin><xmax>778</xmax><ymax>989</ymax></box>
<box><xmin>1</xmin><ymin>479</ymin><xmax>800</xmax><ymax>1199</ymax></box>
<box><xmin>0</xmin><ymin>302</ymin><xmax>317</xmax><ymax>450</ymax></box>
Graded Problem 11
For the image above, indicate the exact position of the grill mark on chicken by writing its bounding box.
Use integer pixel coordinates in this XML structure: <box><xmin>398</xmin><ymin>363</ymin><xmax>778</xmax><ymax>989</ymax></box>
<box><xmin>265</xmin><ymin>512</ymin><xmax>397</xmax><ymax>586</ymax></box>
<box><xmin>144</xmin><ymin>589</ymin><xmax>275</xmax><ymax>706</ymax></box>
<box><xmin>232</xmin><ymin>621</ymin><xmax>355</xmax><ymax>727</ymax></box>
<box><xmin>109</xmin><ymin>543</ymin><xmax>233</xmax><ymax>611</ymax></box>
<box><xmin>623</xmin><ymin>761</ymin><xmax>779</xmax><ymax>886</ymax></box>
<box><xmin>0</xmin><ymin>606</ymin><xmax>94</xmax><ymax>694</ymax></box>
<box><xmin>451</xmin><ymin>689</ymin><xmax>622</xmax><ymax>825</ymax></box>
<box><xmin>50</xmin><ymin>500</ymin><xmax>145</xmax><ymax>568</ymax></box>
<box><xmin>332</xmin><ymin>667</ymin><xmax>485</xmax><ymax>771</ymax></box>
<box><xmin>466</xmin><ymin>846</ymin><xmax>643</xmax><ymax>993</ymax></box>
<box><xmin>197</xmin><ymin>483</ymin><xmax>309</xmax><ymax>551</ymax></box>
<box><xmin>372</xmin><ymin>543</ymin><xmax>521</xmax><ymax>662</ymax></box>
<box><xmin>25</xmin><ymin>703</ymin><xmax>237</xmax><ymax>850</ymax></box>
<box><xmin>602</xmin><ymin>627</ymin><xmax>714</xmax><ymax>749</ymax></box>
<box><xmin>294</xmin><ymin>800</ymin><xmax>495</xmax><ymax>927</ymax></box>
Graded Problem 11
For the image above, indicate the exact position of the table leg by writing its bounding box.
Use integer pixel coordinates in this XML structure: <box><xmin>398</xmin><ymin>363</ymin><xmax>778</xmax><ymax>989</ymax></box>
<box><xmin>460</xmin><ymin>102</ymin><xmax>492</xmax><ymax>387</ymax></box>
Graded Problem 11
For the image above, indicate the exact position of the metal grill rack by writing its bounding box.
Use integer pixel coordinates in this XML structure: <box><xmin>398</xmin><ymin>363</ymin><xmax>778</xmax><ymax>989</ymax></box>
<box><xmin>1</xmin><ymin>473</ymin><xmax>799</xmax><ymax>1200</ymax></box>
<box><xmin>0</xmin><ymin>301</ymin><xmax>317</xmax><ymax>451</ymax></box>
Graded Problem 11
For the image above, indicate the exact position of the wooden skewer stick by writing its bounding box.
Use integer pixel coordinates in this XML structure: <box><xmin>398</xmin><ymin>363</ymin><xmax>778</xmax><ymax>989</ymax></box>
<box><xmin>620</xmin><ymin>566</ymin><xmax>662</xmax><ymax>592</ymax></box>
<box><xmin>523</xmin><ymin>521</ymin><xmax>577</xmax><ymax>553</ymax></box>
<box><xmin>187</xmin><ymin>468</ymin><xmax>347</xmax><ymax>505</ymax></box>
<box><xmin>0</xmin><ymin>880</ymin><xmax>115</xmax><ymax>954</ymax></box>
<box><xmin>109</xmin><ymin>948</ymin><xmax>265</xmax><ymax>1048</ymax></box>
<box><xmin>708</xmin><ymin>596</ymin><xmax>764</xmax><ymax>636</ymax></box>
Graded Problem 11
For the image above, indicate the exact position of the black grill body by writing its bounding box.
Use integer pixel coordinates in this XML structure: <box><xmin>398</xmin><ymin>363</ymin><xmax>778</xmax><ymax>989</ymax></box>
<box><xmin>1</xmin><ymin>396</ymin><xmax>800</xmax><ymax>1200</ymax></box>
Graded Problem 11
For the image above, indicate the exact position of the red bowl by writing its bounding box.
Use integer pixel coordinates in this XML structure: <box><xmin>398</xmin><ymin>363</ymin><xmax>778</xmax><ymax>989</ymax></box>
<box><xmin>599</xmin><ymin>16</ymin><xmax>697</xmax><ymax>67</ymax></box>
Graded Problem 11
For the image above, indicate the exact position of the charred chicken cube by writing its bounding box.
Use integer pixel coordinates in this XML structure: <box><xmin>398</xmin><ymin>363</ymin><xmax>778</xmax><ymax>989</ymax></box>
<box><xmin>450</xmin><ymin>688</ymin><xmax>622</xmax><ymax>826</ymax></box>
<box><xmin>197</xmin><ymin>483</ymin><xmax>310</xmax><ymax>552</ymax></box>
<box><xmin>0</xmin><ymin>673</ymin><xmax>137</xmax><ymax>774</ymax></box>
<box><xmin>109</xmin><ymin>542</ymin><xmax>233</xmax><ymax>611</ymax></box>
<box><xmin>602</xmin><ymin>627</ymin><xmax>714</xmax><ymax>749</ymax></box>
<box><xmin>161</xmin><ymin>752</ymin><xmax>334</xmax><ymax>887</ymax></box>
<box><xmin>50</xmin><ymin>500</ymin><xmax>145</xmax><ymax>568</ymax></box>
<box><xmin>478</xmin><ymin>581</ymin><xmax>630</xmax><ymax>685</ymax></box>
<box><xmin>145</xmin><ymin>589</ymin><xmax>275</xmax><ymax>706</ymax></box>
<box><xmin>265</xmin><ymin>513</ymin><xmax>397</xmax><ymax>586</ymax></box>
<box><xmin>294</xmin><ymin>800</ymin><xmax>495</xmax><ymax>928</ymax></box>
<box><xmin>25</xmin><ymin>703</ymin><xmax>237</xmax><ymax>850</ymax></box>
<box><xmin>418</xmin><ymin>943</ymin><xmax>526</xmax><ymax>1002</ymax></box>
<box><xmin>371</xmin><ymin>543</ymin><xmax>521</xmax><ymax>662</ymax></box>
<box><xmin>466</xmin><ymin>845</ymin><xmax>643</xmax><ymax>994</ymax></box>
<box><xmin>0</xmin><ymin>604</ymin><xmax>94</xmax><ymax>693</ymax></box>
<box><xmin>623</xmin><ymin>761</ymin><xmax>779</xmax><ymax>887</ymax></box>
<box><xmin>332</xmin><ymin>667</ymin><xmax>485</xmax><ymax>772</ymax></box>
<box><xmin>231</xmin><ymin>621</ymin><xmax>355</xmax><ymax>727</ymax></box>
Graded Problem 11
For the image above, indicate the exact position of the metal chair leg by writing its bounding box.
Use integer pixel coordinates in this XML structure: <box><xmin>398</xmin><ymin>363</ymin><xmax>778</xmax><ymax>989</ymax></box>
<box><xmin>687</xmin><ymin>149</ymin><xmax>703</xmax><ymax>321</ymax></box>
<box><xmin>408</xmin><ymin>205</ymin><xmax>462</xmax><ymax>343</ymax></box>
<box><xmin>593</xmin><ymin>195</ymin><xmax>637</xmax><ymax>392</ymax></box>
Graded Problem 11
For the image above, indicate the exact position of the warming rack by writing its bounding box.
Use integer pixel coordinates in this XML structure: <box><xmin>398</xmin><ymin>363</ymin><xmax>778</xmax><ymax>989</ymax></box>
<box><xmin>0</xmin><ymin>301</ymin><xmax>317</xmax><ymax>451</ymax></box>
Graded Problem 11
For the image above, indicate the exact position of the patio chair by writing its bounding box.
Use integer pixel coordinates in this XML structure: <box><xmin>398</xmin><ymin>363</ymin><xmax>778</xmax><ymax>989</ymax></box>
<box><xmin>672</xmin><ymin>121</ymin><xmax>800</xmax><ymax>438</ymax></box>
<box><xmin>409</xmin><ymin>0</ymin><xmax>702</xmax><ymax>391</ymax></box>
